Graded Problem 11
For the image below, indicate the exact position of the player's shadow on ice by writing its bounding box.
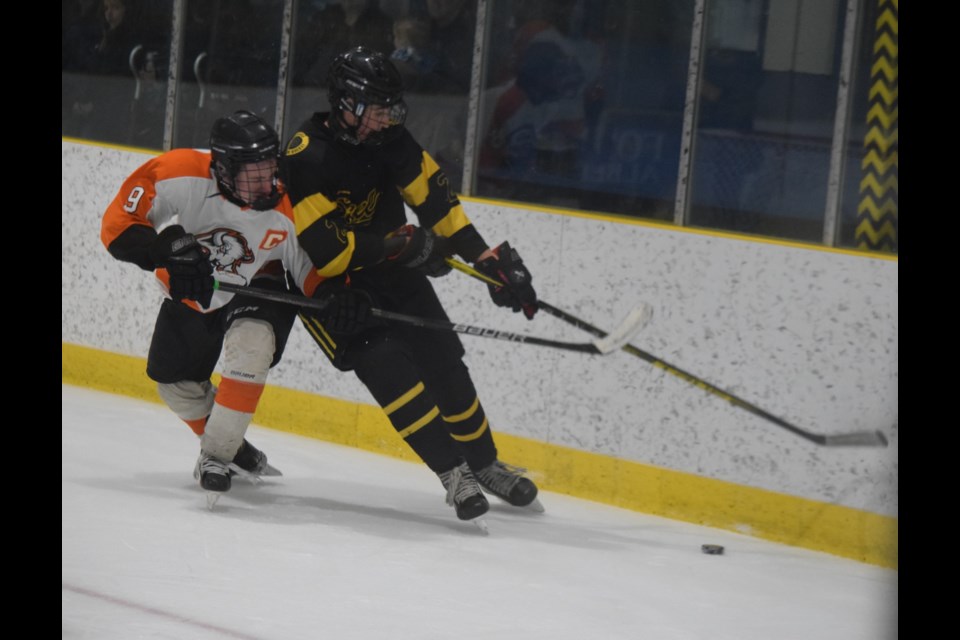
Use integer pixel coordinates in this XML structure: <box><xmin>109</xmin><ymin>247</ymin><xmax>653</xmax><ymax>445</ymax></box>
<box><xmin>77</xmin><ymin>471</ymin><xmax>706</xmax><ymax>552</ymax></box>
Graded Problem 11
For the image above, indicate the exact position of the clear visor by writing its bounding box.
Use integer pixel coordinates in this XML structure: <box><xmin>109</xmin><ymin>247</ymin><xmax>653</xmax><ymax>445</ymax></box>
<box><xmin>341</xmin><ymin>99</ymin><xmax>407</xmax><ymax>145</ymax></box>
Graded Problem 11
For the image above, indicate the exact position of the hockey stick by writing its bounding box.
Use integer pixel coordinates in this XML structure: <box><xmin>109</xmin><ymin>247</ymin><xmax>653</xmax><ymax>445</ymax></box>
<box><xmin>445</xmin><ymin>258</ymin><xmax>889</xmax><ymax>448</ymax></box>
<box><xmin>214</xmin><ymin>280</ymin><xmax>651</xmax><ymax>356</ymax></box>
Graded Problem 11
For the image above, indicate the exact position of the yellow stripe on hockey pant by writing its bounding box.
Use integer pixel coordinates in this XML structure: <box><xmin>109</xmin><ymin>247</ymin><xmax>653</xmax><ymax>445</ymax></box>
<box><xmin>443</xmin><ymin>397</ymin><xmax>480</xmax><ymax>423</ymax></box>
<box><xmin>300</xmin><ymin>314</ymin><xmax>337</xmax><ymax>360</ymax></box>
<box><xmin>449</xmin><ymin>417</ymin><xmax>489</xmax><ymax>442</ymax></box>
<box><xmin>396</xmin><ymin>406</ymin><xmax>440</xmax><ymax>439</ymax></box>
<box><xmin>383</xmin><ymin>382</ymin><xmax>425</xmax><ymax>415</ymax></box>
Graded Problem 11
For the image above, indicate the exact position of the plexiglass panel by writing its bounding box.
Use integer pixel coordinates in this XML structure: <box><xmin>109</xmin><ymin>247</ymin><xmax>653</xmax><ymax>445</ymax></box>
<box><xmin>62</xmin><ymin>0</ymin><xmax>173</xmax><ymax>149</ymax></box>
<box><xmin>475</xmin><ymin>0</ymin><xmax>692</xmax><ymax>218</ymax></box>
<box><xmin>61</xmin><ymin>0</ymin><xmax>898</xmax><ymax>254</ymax></box>
<box><xmin>172</xmin><ymin>0</ymin><xmax>285</xmax><ymax>149</ymax></box>
<box><xmin>285</xmin><ymin>0</ymin><xmax>475</xmax><ymax>192</ymax></box>
<box><xmin>688</xmin><ymin>0</ymin><xmax>844</xmax><ymax>242</ymax></box>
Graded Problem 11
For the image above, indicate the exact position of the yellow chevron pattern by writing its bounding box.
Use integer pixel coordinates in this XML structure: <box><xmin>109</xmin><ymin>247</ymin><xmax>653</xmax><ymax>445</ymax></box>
<box><xmin>857</xmin><ymin>0</ymin><xmax>898</xmax><ymax>252</ymax></box>
<box><xmin>854</xmin><ymin>219</ymin><xmax>897</xmax><ymax>246</ymax></box>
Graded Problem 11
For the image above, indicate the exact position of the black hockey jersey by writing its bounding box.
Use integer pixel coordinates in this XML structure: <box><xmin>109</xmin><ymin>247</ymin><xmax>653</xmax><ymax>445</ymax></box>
<box><xmin>284</xmin><ymin>114</ymin><xmax>488</xmax><ymax>278</ymax></box>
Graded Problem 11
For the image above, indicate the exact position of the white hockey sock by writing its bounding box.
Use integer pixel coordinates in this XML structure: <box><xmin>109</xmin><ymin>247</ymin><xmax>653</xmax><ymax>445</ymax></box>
<box><xmin>201</xmin><ymin>318</ymin><xmax>275</xmax><ymax>460</ymax></box>
<box><xmin>157</xmin><ymin>380</ymin><xmax>216</xmax><ymax>435</ymax></box>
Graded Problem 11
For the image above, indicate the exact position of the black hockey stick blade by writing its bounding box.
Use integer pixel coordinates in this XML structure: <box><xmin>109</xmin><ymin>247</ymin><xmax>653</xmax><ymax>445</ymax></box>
<box><xmin>444</xmin><ymin>258</ymin><xmax>889</xmax><ymax>448</ymax></box>
<box><xmin>820</xmin><ymin>430</ymin><xmax>889</xmax><ymax>447</ymax></box>
<box><xmin>214</xmin><ymin>281</ymin><xmax>649</xmax><ymax>356</ymax></box>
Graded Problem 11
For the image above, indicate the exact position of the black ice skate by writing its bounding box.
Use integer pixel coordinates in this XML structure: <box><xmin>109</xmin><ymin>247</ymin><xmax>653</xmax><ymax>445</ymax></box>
<box><xmin>476</xmin><ymin>460</ymin><xmax>544</xmax><ymax>512</ymax></box>
<box><xmin>194</xmin><ymin>451</ymin><xmax>231</xmax><ymax>509</ymax></box>
<box><xmin>229</xmin><ymin>439</ymin><xmax>282</xmax><ymax>481</ymax></box>
<box><xmin>438</xmin><ymin>461</ymin><xmax>490</xmax><ymax>533</ymax></box>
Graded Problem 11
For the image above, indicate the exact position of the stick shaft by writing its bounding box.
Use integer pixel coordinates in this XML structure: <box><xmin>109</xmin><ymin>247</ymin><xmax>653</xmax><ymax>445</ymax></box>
<box><xmin>216</xmin><ymin>281</ymin><xmax>606</xmax><ymax>354</ymax></box>
<box><xmin>539</xmin><ymin>300</ymin><xmax>886</xmax><ymax>447</ymax></box>
<box><xmin>447</xmin><ymin>259</ymin><xmax>887</xmax><ymax>448</ymax></box>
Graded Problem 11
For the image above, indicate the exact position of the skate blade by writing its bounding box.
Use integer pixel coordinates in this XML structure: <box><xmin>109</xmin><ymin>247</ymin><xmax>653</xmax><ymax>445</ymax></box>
<box><xmin>228</xmin><ymin>462</ymin><xmax>282</xmax><ymax>482</ymax></box>
<box><xmin>259</xmin><ymin>462</ymin><xmax>282</xmax><ymax>477</ymax></box>
<box><xmin>205</xmin><ymin>492</ymin><xmax>221</xmax><ymax>510</ymax></box>
<box><xmin>525</xmin><ymin>497</ymin><xmax>546</xmax><ymax>513</ymax></box>
<box><xmin>492</xmin><ymin>496</ymin><xmax>546</xmax><ymax>513</ymax></box>
<box><xmin>471</xmin><ymin>517</ymin><xmax>490</xmax><ymax>535</ymax></box>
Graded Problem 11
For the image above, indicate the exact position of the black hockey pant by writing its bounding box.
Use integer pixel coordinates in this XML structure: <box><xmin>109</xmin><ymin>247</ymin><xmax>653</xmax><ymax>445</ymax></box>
<box><xmin>300</xmin><ymin>269</ymin><xmax>499</xmax><ymax>475</ymax></box>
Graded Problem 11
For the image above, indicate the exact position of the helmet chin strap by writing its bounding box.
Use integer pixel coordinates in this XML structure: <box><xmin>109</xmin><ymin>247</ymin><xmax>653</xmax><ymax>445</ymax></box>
<box><xmin>328</xmin><ymin>99</ymin><xmax>366</xmax><ymax>145</ymax></box>
<box><xmin>247</xmin><ymin>189</ymin><xmax>281</xmax><ymax>211</ymax></box>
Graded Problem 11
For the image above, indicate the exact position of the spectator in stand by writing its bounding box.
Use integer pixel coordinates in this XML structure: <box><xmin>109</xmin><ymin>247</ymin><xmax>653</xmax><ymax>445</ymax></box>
<box><xmin>66</xmin><ymin>0</ymin><xmax>147</xmax><ymax>142</ymax></box>
<box><xmin>423</xmin><ymin>0</ymin><xmax>475</xmax><ymax>94</ymax></box>
<box><xmin>93</xmin><ymin>0</ymin><xmax>143</xmax><ymax>75</ymax></box>
<box><xmin>478</xmin><ymin>0</ymin><xmax>602</xmax><ymax>202</ymax></box>
<box><xmin>294</xmin><ymin>0</ymin><xmax>394</xmax><ymax>87</ymax></box>
<box><xmin>389</xmin><ymin>16</ymin><xmax>437</xmax><ymax>91</ymax></box>
<box><xmin>63</xmin><ymin>0</ymin><xmax>102</xmax><ymax>72</ymax></box>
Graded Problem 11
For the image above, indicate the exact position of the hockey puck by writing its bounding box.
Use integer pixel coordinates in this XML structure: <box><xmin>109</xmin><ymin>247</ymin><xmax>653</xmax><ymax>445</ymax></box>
<box><xmin>701</xmin><ymin>544</ymin><xmax>725</xmax><ymax>555</ymax></box>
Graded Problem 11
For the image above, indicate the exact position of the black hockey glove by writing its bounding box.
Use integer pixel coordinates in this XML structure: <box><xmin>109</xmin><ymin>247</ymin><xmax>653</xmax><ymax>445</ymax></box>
<box><xmin>475</xmin><ymin>242</ymin><xmax>538</xmax><ymax>320</ymax></box>
<box><xmin>148</xmin><ymin>225</ymin><xmax>214</xmax><ymax>309</ymax></box>
<box><xmin>309</xmin><ymin>283</ymin><xmax>373</xmax><ymax>335</ymax></box>
<box><xmin>388</xmin><ymin>225</ymin><xmax>452</xmax><ymax>277</ymax></box>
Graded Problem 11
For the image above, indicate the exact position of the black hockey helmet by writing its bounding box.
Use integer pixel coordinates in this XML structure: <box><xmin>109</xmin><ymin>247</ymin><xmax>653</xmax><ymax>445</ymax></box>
<box><xmin>209</xmin><ymin>110</ymin><xmax>284</xmax><ymax>210</ymax></box>
<box><xmin>327</xmin><ymin>46</ymin><xmax>407</xmax><ymax>146</ymax></box>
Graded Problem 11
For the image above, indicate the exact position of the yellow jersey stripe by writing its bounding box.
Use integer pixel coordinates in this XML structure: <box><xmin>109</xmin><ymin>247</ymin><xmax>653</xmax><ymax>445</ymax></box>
<box><xmin>316</xmin><ymin>232</ymin><xmax>356</xmax><ymax>277</ymax></box>
<box><xmin>293</xmin><ymin>193</ymin><xmax>338</xmax><ymax>232</ymax></box>
<box><xmin>402</xmin><ymin>151</ymin><xmax>439</xmax><ymax>206</ymax></box>
<box><xmin>431</xmin><ymin>202</ymin><xmax>472</xmax><ymax>240</ymax></box>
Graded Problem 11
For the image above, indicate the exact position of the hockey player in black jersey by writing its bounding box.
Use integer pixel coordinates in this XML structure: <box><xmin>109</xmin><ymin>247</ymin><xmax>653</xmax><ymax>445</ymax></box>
<box><xmin>284</xmin><ymin>46</ymin><xmax>542</xmax><ymax>524</ymax></box>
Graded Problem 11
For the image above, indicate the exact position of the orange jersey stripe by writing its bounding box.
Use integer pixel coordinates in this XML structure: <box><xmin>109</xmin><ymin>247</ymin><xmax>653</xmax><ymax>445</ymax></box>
<box><xmin>215</xmin><ymin>377</ymin><xmax>265</xmax><ymax>414</ymax></box>
<box><xmin>301</xmin><ymin>270</ymin><xmax>325</xmax><ymax>298</ymax></box>
<box><xmin>100</xmin><ymin>149</ymin><xmax>212</xmax><ymax>249</ymax></box>
<box><xmin>272</xmin><ymin>186</ymin><xmax>296</xmax><ymax>224</ymax></box>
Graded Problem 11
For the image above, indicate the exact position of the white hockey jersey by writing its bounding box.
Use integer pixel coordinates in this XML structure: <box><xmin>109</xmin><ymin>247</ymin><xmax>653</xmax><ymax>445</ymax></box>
<box><xmin>101</xmin><ymin>148</ymin><xmax>322</xmax><ymax>312</ymax></box>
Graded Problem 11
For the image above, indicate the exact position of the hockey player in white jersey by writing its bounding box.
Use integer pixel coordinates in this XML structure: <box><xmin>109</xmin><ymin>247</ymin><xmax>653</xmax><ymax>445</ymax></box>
<box><xmin>101</xmin><ymin>111</ymin><xmax>323</xmax><ymax>506</ymax></box>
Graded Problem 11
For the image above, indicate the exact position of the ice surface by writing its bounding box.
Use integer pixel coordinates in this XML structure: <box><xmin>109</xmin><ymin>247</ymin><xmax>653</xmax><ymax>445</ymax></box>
<box><xmin>62</xmin><ymin>384</ymin><xmax>896</xmax><ymax>640</ymax></box>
